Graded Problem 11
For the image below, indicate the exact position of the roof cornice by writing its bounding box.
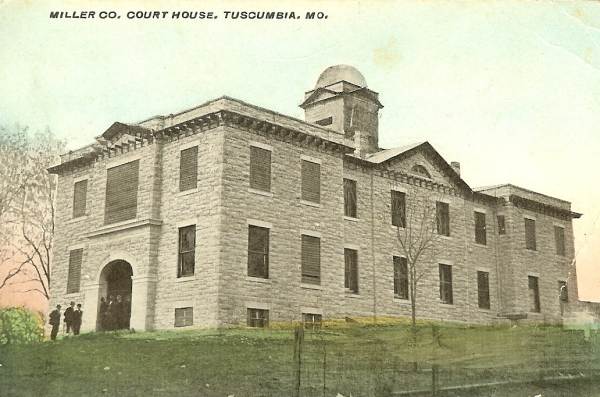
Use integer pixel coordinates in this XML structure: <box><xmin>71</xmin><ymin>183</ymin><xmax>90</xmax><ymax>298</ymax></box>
<box><xmin>48</xmin><ymin>108</ymin><xmax>354</xmax><ymax>175</ymax></box>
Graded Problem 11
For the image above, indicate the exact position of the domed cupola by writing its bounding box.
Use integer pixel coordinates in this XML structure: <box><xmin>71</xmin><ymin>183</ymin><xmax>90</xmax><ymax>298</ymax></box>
<box><xmin>300</xmin><ymin>65</ymin><xmax>383</xmax><ymax>156</ymax></box>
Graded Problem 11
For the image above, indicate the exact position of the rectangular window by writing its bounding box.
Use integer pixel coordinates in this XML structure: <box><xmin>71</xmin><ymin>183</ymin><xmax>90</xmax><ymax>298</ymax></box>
<box><xmin>66</xmin><ymin>248</ymin><xmax>83</xmax><ymax>294</ymax></box>
<box><xmin>343</xmin><ymin>178</ymin><xmax>357</xmax><ymax>218</ymax></box>
<box><xmin>436</xmin><ymin>202</ymin><xmax>450</xmax><ymax>236</ymax></box>
<box><xmin>301</xmin><ymin>235</ymin><xmax>321</xmax><ymax>284</ymax></box>
<box><xmin>391</xmin><ymin>191</ymin><xmax>406</xmax><ymax>228</ymax></box>
<box><xmin>528</xmin><ymin>276</ymin><xmax>541</xmax><ymax>312</ymax></box>
<box><xmin>525</xmin><ymin>218</ymin><xmax>536</xmax><ymax>250</ymax></box>
<box><xmin>393</xmin><ymin>256</ymin><xmax>409</xmax><ymax>300</ymax></box>
<box><xmin>497</xmin><ymin>215</ymin><xmax>506</xmax><ymax>235</ymax></box>
<box><xmin>178</xmin><ymin>225</ymin><xmax>196</xmax><ymax>277</ymax></box>
<box><xmin>247</xmin><ymin>308</ymin><xmax>269</xmax><ymax>328</ymax></box>
<box><xmin>439</xmin><ymin>264</ymin><xmax>453</xmax><ymax>304</ymax></box>
<box><xmin>249</xmin><ymin>146</ymin><xmax>271</xmax><ymax>192</ymax></box>
<box><xmin>72</xmin><ymin>179</ymin><xmax>88</xmax><ymax>218</ymax></box>
<box><xmin>554</xmin><ymin>226</ymin><xmax>566</xmax><ymax>256</ymax></box>
<box><xmin>558</xmin><ymin>281</ymin><xmax>568</xmax><ymax>303</ymax></box>
<box><xmin>344</xmin><ymin>248</ymin><xmax>359</xmax><ymax>293</ymax></box>
<box><xmin>248</xmin><ymin>225</ymin><xmax>269</xmax><ymax>278</ymax></box>
<box><xmin>174</xmin><ymin>307</ymin><xmax>193</xmax><ymax>327</ymax></box>
<box><xmin>104</xmin><ymin>160</ymin><xmax>139</xmax><ymax>225</ymax></box>
<box><xmin>474</xmin><ymin>211</ymin><xmax>487</xmax><ymax>245</ymax></box>
<box><xmin>477</xmin><ymin>271</ymin><xmax>490</xmax><ymax>309</ymax></box>
<box><xmin>301</xmin><ymin>160</ymin><xmax>320</xmax><ymax>203</ymax></box>
<box><xmin>303</xmin><ymin>313</ymin><xmax>322</xmax><ymax>330</ymax></box>
<box><xmin>179</xmin><ymin>146</ymin><xmax>198</xmax><ymax>191</ymax></box>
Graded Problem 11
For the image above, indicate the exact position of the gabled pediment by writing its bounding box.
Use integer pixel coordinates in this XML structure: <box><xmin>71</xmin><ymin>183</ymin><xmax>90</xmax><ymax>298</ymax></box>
<box><xmin>365</xmin><ymin>142</ymin><xmax>471</xmax><ymax>193</ymax></box>
<box><xmin>100</xmin><ymin>122</ymin><xmax>152</xmax><ymax>145</ymax></box>
<box><xmin>300</xmin><ymin>87</ymin><xmax>339</xmax><ymax>108</ymax></box>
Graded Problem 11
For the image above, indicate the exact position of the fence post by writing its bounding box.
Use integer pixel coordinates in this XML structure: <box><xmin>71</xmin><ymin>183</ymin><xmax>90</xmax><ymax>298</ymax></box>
<box><xmin>293</xmin><ymin>325</ymin><xmax>304</xmax><ymax>397</ymax></box>
<box><xmin>431</xmin><ymin>324</ymin><xmax>440</xmax><ymax>396</ymax></box>
<box><xmin>432</xmin><ymin>364</ymin><xmax>438</xmax><ymax>396</ymax></box>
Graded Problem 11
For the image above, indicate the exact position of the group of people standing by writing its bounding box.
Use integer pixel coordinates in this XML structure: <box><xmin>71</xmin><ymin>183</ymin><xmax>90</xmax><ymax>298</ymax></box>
<box><xmin>48</xmin><ymin>301</ymin><xmax>82</xmax><ymax>341</ymax></box>
<box><xmin>47</xmin><ymin>294</ymin><xmax>131</xmax><ymax>340</ymax></box>
<box><xmin>98</xmin><ymin>294</ymin><xmax>131</xmax><ymax>331</ymax></box>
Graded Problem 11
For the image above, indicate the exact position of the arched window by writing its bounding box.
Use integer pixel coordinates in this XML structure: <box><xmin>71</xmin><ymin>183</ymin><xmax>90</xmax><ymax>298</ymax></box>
<box><xmin>411</xmin><ymin>164</ymin><xmax>431</xmax><ymax>179</ymax></box>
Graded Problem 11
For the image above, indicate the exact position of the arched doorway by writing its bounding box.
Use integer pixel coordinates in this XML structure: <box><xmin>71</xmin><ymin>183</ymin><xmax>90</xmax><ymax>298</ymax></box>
<box><xmin>98</xmin><ymin>260</ymin><xmax>132</xmax><ymax>331</ymax></box>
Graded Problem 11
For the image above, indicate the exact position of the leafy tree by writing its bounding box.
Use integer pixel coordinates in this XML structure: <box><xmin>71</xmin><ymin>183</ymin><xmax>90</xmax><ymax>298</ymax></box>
<box><xmin>0</xmin><ymin>307</ymin><xmax>44</xmax><ymax>344</ymax></box>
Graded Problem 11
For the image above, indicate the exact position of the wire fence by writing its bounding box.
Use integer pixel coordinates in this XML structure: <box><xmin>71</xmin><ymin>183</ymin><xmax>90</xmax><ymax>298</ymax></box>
<box><xmin>255</xmin><ymin>324</ymin><xmax>600</xmax><ymax>397</ymax></box>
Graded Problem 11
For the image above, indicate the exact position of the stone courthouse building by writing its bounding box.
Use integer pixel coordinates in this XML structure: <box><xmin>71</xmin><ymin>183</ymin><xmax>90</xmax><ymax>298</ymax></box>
<box><xmin>49</xmin><ymin>65</ymin><xmax>582</xmax><ymax>332</ymax></box>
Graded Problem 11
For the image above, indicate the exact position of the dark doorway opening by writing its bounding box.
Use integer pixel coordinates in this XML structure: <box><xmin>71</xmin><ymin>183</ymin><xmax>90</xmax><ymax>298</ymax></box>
<box><xmin>98</xmin><ymin>260</ymin><xmax>132</xmax><ymax>331</ymax></box>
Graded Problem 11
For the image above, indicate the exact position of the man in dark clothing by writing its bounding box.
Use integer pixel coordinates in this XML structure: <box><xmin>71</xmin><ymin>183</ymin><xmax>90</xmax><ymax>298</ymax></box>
<box><xmin>114</xmin><ymin>295</ymin><xmax>124</xmax><ymax>329</ymax></box>
<box><xmin>64</xmin><ymin>301</ymin><xmax>75</xmax><ymax>334</ymax></box>
<box><xmin>49</xmin><ymin>305</ymin><xmax>61</xmax><ymax>341</ymax></box>
<box><xmin>99</xmin><ymin>297</ymin><xmax>108</xmax><ymax>331</ymax></box>
<box><xmin>72</xmin><ymin>304</ymin><xmax>83</xmax><ymax>335</ymax></box>
<box><xmin>106</xmin><ymin>295</ymin><xmax>115</xmax><ymax>331</ymax></box>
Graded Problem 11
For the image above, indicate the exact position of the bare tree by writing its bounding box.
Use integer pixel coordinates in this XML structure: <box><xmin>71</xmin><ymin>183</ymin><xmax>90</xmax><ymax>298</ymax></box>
<box><xmin>0</xmin><ymin>125</ymin><xmax>63</xmax><ymax>300</ymax></box>
<box><xmin>393</xmin><ymin>189</ymin><xmax>444</xmax><ymax>336</ymax></box>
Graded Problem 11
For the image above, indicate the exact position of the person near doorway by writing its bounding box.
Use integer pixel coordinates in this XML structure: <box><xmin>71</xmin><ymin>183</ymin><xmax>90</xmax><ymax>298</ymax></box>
<box><xmin>99</xmin><ymin>297</ymin><xmax>108</xmax><ymax>331</ymax></box>
<box><xmin>49</xmin><ymin>305</ymin><xmax>61</xmax><ymax>341</ymax></box>
<box><xmin>106</xmin><ymin>295</ymin><xmax>115</xmax><ymax>331</ymax></box>
<box><xmin>115</xmin><ymin>295</ymin><xmax>125</xmax><ymax>329</ymax></box>
<box><xmin>124</xmin><ymin>295</ymin><xmax>131</xmax><ymax>329</ymax></box>
<box><xmin>73</xmin><ymin>304</ymin><xmax>83</xmax><ymax>335</ymax></box>
<box><xmin>63</xmin><ymin>301</ymin><xmax>75</xmax><ymax>334</ymax></box>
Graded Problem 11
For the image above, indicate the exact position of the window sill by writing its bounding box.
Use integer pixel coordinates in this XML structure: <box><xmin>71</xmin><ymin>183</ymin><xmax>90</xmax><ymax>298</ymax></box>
<box><xmin>66</xmin><ymin>215</ymin><xmax>90</xmax><ymax>224</ymax></box>
<box><xmin>473</xmin><ymin>243</ymin><xmax>488</xmax><ymax>249</ymax></box>
<box><xmin>246</xmin><ymin>276</ymin><xmax>271</xmax><ymax>284</ymax></box>
<box><xmin>391</xmin><ymin>224</ymin><xmax>406</xmax><ymax>231</ymax></box>
<box><xmin>525</xmin><ymin>249</ymin><xmax>538</xmax><ymax>254</ymax></box>
<box><xmin>175</xmin><ymin>187</ymin><xmax>199</xmax><ymax>197</ymax></box>
<box><xmin>344</xmin><ymin>216</ymin><xmax>359</xmax><ymax>222</ymax></box>
<box><xmin>345</xmin><ymin>291</ymin><xmax>360</xmax><ymax>297</ymax></box>
<box><xmin>248</xmin><ymin>188</ymin><xmax>273</xmax><ymax>197</ymax></box>
<box><xmin>301</xmin><ymin>283</ymin><xmax>322</xmax><ymax>290</ymax></box>
<box><xmin>300</xmin><ymin>200</ymin><xmax>321</xmax><ymax>208</ymax></box>
<box><xmin>393</xmin><ymin>296</ymin><xmax>410</xmax><ymax>303</ymax></box>
<box><xmin>175</xmin><ymin>276</ymin><xmax>196</xmax><ymax>283</ymax></box>
<box><xmin>437</xmin><ymin>234</ymin><xmax>452</xmax><ymax>240</ymax></box>
<box><xmin>439</xmin><ymin>302</ymin><xmax>456</xmax><ymax>308</ymax></box>
<box><xmin>478</xmin><ymin>307</ymin><xmax>492</xmax><ymax>312</ymax></box>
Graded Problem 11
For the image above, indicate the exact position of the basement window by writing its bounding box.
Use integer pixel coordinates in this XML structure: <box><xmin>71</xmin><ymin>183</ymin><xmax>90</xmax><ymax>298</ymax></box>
<box><xmin>302</xmin><ymin>313</ymin><xmax>322</xmax><ymax>330</ymax></box>
<box><xmin>247</xmin><ymin>308</ymin><xmax>269</xmax><ymax>328</ymax></box>
<box><xmin>174</xmin><ymin>307</ymin><xmax>193</xmax><ymax>327</ymax></box>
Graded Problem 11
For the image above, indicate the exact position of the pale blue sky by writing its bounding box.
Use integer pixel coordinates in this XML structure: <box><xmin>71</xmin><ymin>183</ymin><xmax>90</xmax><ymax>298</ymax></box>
<box><xmin>1</xmin><ymin>0</ymin><xmax>599</xmax><ymax>299</ymax></box>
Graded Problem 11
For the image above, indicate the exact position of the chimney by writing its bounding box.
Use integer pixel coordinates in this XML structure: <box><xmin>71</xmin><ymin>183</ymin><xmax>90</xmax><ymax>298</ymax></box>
<box><xmin>451</xmin><ymin>161</ymin><xmax>461</xmax><ymax>176</ymax></box>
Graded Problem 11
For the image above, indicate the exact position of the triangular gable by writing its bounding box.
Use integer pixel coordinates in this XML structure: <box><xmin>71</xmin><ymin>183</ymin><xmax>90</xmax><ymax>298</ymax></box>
<box><xmin>366</xmin><ymin>142</ymin><xmax>472</xmax><ymax>193</ymax></box>
<box><xmin>100</xmin><ymin>122</ymin><xmax>152</xmax><ymax>144</ymax></box>
<box><xmin>300</xmin><ymin>86</ymin><xmax>384</xmax><ymax>109</ymax></box>
<box><xmin>300</xmin><ymin>87</ymin><xmax>339</xmax><ymax>108</ymax></box>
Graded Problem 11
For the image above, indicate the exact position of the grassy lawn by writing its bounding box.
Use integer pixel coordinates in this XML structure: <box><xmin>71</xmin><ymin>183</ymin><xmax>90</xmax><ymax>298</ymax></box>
<box><xmin>1</xmin><ymin>321</ymin><xmax>599</xmax><ymax>396</ymax></box>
